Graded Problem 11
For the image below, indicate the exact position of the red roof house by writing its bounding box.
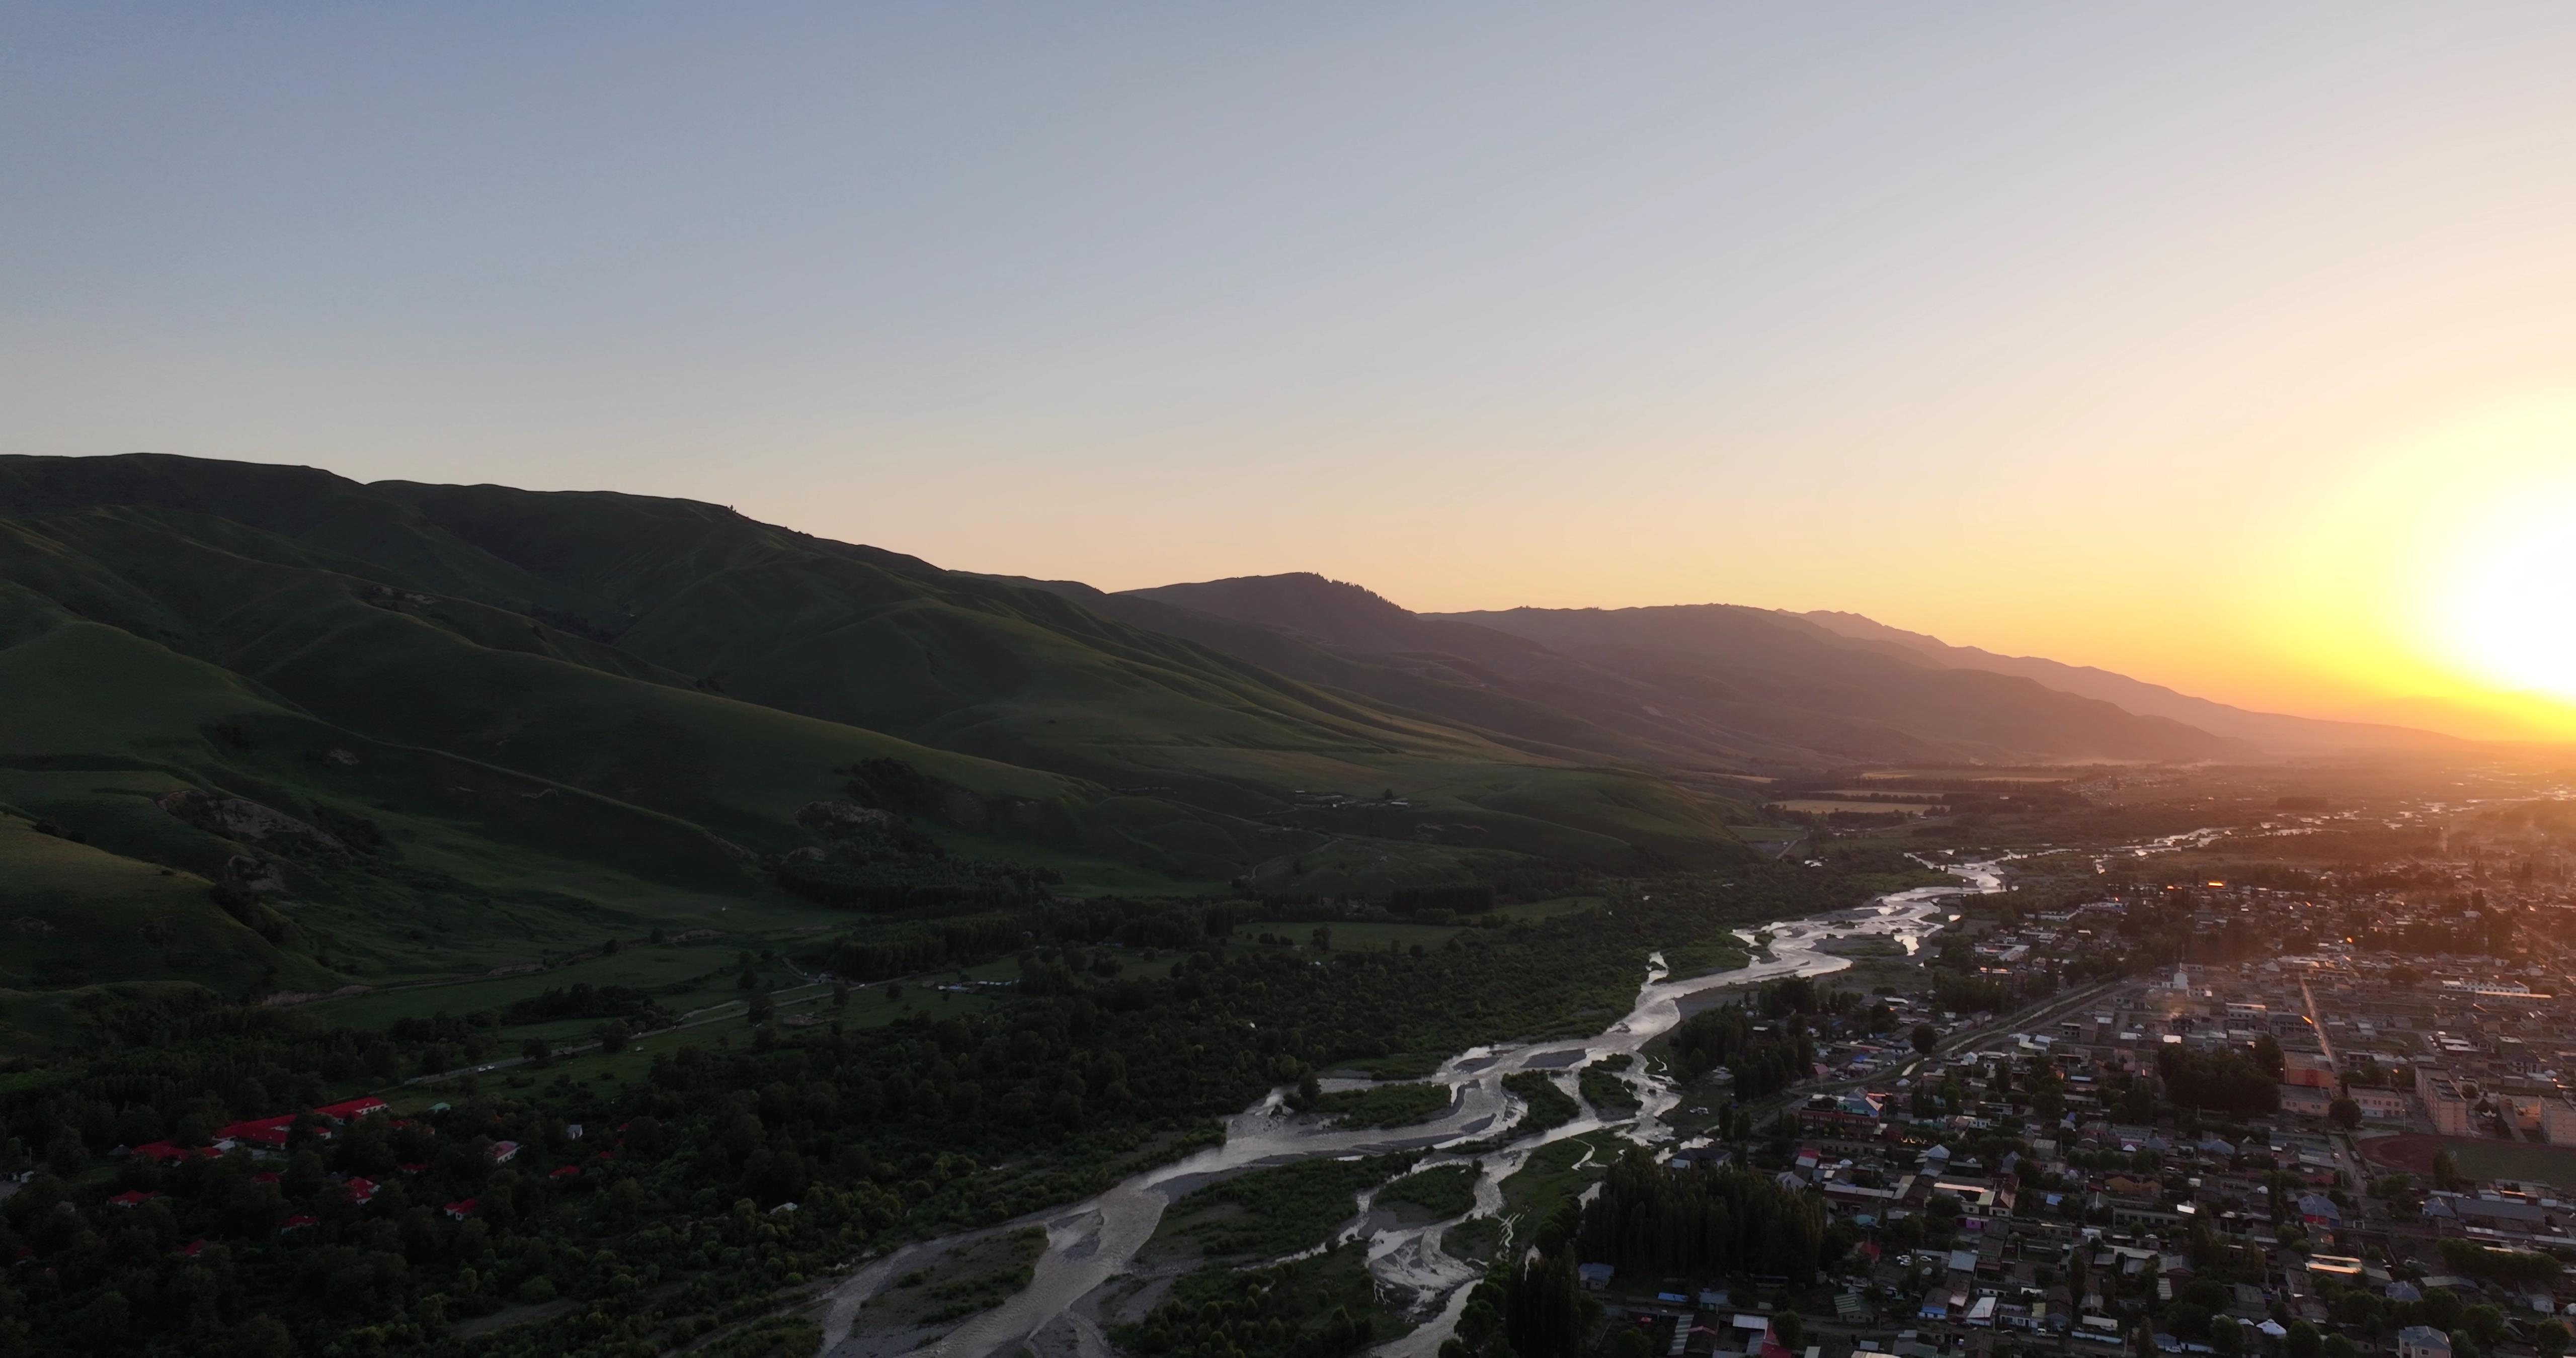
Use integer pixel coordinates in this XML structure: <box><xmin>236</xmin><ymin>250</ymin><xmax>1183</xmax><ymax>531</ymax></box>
<box><xmin>129</xmin><ymin>1141</ymin><xmax>214</xmax><ymax>1165</ymax></box>
<box><xmin>310</xmin><ymin>1096</ymin><xmax>388</xmax><ymax>1123</ymax></box>
<box><xmin>443</xmin><ymin>1198</ymin><xmax>475</xmax><ymax>1221</ymax></box>
<box><xmin>280</xmin><ymin>1214</ymin><xmax>317</xmax><ymax>1232</ymax></box>
<box><xmin>107</xmin><ymin>1190</ymin><xmax>159</xmax><ymax>1208</ymax></box>
<box><xmin>215</xmin><ymin>1116</ymin><xmax>297</xmax><ymax>1151</ymax></box>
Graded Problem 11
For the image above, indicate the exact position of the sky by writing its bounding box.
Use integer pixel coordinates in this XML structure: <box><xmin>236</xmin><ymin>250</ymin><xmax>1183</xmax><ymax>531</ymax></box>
<box><xmin>8</xmin><ymin>4</ymin><xmax>2576</xmax><ymax>735</ymax></box>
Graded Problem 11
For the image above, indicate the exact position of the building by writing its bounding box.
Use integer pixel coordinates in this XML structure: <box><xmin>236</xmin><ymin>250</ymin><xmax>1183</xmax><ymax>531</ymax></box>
<box><xmin>2279</xmin><ymin>1084</ymin><xmax>2333</xmax><ymax>1117</ymax></box>
<box><xmin>2283</xmin><ymin>1051</ymin><xmax>2337</xmax><ymax>1089</ymax></box>
<box><xmin>2351</xmin><ymin>1087</ymin><xmax>2414</xmax><ymax>1122</ymax></box>
<box><xmin>2542</xmin><ymin>1096</ymin><xmax>2576</xmax><ymax>1146</ymax></box>
<box><xmin>311</xmin><ymin>1096</ymin><xmax>388</xmax><ymax>1124</ymax></box>
<box><xmin>2421</xmin><ymin>1073</ymin><xmax>2477</xmax><ymax>1138</ymax></box>
<box><xmin>2398</xmin><ymin>1326</ymin><xmax>2453</xmax><ymax>1358</ymax></box>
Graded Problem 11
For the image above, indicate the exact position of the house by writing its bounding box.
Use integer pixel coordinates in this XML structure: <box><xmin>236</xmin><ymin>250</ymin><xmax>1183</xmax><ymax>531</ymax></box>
<box><xmin>1798</xmin><ymin>1091</ymin><xmax>1888</xmax><ymax>1137</ymax></box>
<box><xmin>1578</xmin><ymin>1263</ymin><xmax>1615</xmax><ymax>1291</ymax></box>
<box><xmin>2441</xmin><ymin>1195</ymin><xmax>2552</xmax><ymax>1231</ymax></box>
<box><xmin>106</xmin><ymin>1190</ymin><xmax>158</xmax><ymax>1208</ymax></box>
<box><xmin>214</xmin><ymin>1116</ymin><xmax>297</xmax><ymax>1153</ymax></box>
<box><xmin>2277</xmin><ymin>1085</ymin><xmax>2332</xmax><ymax>1118</ymax></box>
<box><xmin>279</xmin><ymin>1214</ymin><xmax>317</xmax><ymax>1232</ymax></box>
<box><xmin>128</xmin><ymin>1141</ymin><xmax>214</xmax><ymax>1165</ymax></box>
<box><xmin>2295</xmin><ymin>1194</ymin><xmax>2342</xmax><ymax>1229</ymax></box>
<box><xmin>310</xmin><ymin>1096</ymin><xmax>388</xmax><ymax>1124</ymax></box>
<box><xmin>443</xmin><ymin>1198</ymin><xmax>476</xmax><ymax>1221</ymax></box>
<box><xmin>2352</xmin><ymin>1087</ymin><xmax>2413</xmax><ymax>1121</ymax></box>
<box><xmin>549</xmin><ymin>1165</ymin><xmax>581</xmax><ymax>1180</ymax></box>
<box><xmin>340</xmin><ymin>1176</ymin><xmax>379</xmax><ymax>1204</ymax></box>
<box><xmin>1930</xmin><ymin>1176</ymin><xmax>2017</xmax><ymax>1217</ymax></box>
<box><xmin>489</xmin><ymin>1140</ymin><xmax>521</xmax><ymax>1164</ymax></box>
<box><xmin>177</xmin><ymin>1239</ymin><xmax>209</xmax><ymax>1258</ymax></box>
<box><xmin>2397</xmin><ymin>1326</ymin><xmax>2453</xmax><ymax>1358</ymax></box>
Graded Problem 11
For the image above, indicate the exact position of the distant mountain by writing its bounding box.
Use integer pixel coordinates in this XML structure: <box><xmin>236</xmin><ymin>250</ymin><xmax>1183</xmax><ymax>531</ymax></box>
<box><xmin>1795</xmin><ymin>611</ymin><xmax>2461</xmax><ymax>753</ymax></box>
<box><xmin>1118</xmin><ymin>574</ymin><xmax>2233</xmax><ymax>766</ymax></box>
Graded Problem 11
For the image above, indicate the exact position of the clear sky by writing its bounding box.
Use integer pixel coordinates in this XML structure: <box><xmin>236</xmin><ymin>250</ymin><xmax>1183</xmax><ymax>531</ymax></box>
<box><xmin>9</xmin><ymin>4</ymin><xmax>2576</xmax><ymax>734</ymax></box>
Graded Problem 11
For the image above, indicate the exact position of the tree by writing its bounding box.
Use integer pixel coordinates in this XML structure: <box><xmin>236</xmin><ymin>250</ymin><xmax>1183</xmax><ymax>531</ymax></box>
<box><xmin>595</xmin><ymin>1020</ymin><xmax>632</xmax><ymax>1054</ymax></box>
<box><xmin>1774</xmin><ymin>1312</ymin><xmax>1805</xmax><ymax>1350</ymax></box>
<box><xmin>1911</xmin><ymin>1024</ymin><xmax>1939</xmax><ymax>1055</ymax></box>
<box><xmin>1289</xmin><ymin>1068</ymin><xmax>1322</xmax><ymax>1112</ymax></box>
<box><xmin>2329</xmin><ymin>1097</ymin><xmax>2360</xmax><ymax>1129</ymax></box>
<box><xmin>1312</xmin><ymin>925</ymin><xmax>1333</xmax><ymax>952</ymax></box>
<box><xmin>2210</xmin><ymin>1316</ymin><xmax>2244</xmax><ymax>1357</ymax></box>
<box><xmin>1502</xmin><ymin>1253</ymin><xmax>1585</xmax><ymax>1358</ymax></box>
<box><xmin>521</xmin><ymin>1037</ymin><xmax>549</xmax><ymax>1065</ymax></box>
<box><xmin>747</xmin><ymin>991</ymin><xmax>774</xmax><ymax>1024</ymax></box>
<box><xmin>2286</xmin><ymin>1320</ymin><xmax>2323</xmax><ymax>1358</ymax></box>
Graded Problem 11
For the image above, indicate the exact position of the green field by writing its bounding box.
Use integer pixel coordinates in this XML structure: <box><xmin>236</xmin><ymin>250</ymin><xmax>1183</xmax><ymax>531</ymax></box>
<box><xmin>1374</xmin><ymin>1163</ymin><xmax>1480</xmax><ymax>1222</ymax></box>
<box><xmin>1145</xmin><ymin>1155</ymin><xmax>1416</xmax><ymax>1263</ymax></box>
<box><xmin>1495</xmin><ymin>1132</ymin><xmax>1619</xmax><ymax>1251</ymax></box>
<box><xmin>2447</xmin><ymin>1139</ymin><xmax>2576</xmax><ymax>1191</ymax></box>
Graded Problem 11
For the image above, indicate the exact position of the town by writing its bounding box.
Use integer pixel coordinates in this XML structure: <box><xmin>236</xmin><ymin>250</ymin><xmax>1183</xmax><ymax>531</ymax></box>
<box><xmin>1578</xmin><ymin>798</ymin><xmax>2576</xmax><ymax>1358</ymax></box>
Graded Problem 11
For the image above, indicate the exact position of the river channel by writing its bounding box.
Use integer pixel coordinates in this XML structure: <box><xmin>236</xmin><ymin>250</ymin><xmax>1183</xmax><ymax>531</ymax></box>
<box><xmin>819</xmin><ymin>861</ymin><xmax>2005</xmax><ymax>1358</ymax></box>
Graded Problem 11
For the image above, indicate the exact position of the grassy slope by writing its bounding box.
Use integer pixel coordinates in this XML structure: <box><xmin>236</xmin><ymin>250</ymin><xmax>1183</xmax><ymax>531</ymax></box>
<box><xmin>0</xmin><ymin>455</ymin><xmax>1753</xmax><ymax>1025</ymax></box>
<box><xmin>0</xmin><ymin>459</ymin><xmax>1745</xmax><ymax>867</ymax></box>
<box><xmin>365</xmin><ymin>479</ymin><xmax>1748</xmax><ymax>854</ymax></box>
<box><xmin>0</xmin><ymin>812</ymin><xmax>316</xmax><ymax>994</ymax></box>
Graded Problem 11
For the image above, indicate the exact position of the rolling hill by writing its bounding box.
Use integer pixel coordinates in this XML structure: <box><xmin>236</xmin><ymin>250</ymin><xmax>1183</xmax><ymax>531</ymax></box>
<box><xmin>0</xmin><ymin>454</ymin><xmax>1751</xmax><ymax>1017</ymax></box>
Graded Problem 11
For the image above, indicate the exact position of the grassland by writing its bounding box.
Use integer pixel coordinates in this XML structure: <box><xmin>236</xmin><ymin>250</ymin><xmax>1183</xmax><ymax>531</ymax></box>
<box><xmin>1439</xmin><ymin>1215</ymin><xmax>1506</xmax><ymax>1265</ymax></box>
<box><xmin>863</xmin><ymin>1227</ymin><xmax>1049</xmax><ymax>1327</ymax></box>
<box><xmin>1579</xmin><ymin>1056</ymin><xmax>1641</xmax><ymax>1113</ymax></box>
<box><xmin>1145</xmin><ymin>1155</ymin><xmax>1417</xmax><ymax>1262</ymax></box>
<box><xmin>2436</xmin><ymin>1138</ymin><xmax>2576</xmax><ymax>1191</ymax></box>
<box><xmin>1501</xmin><ymin>1071</ymin><xmax>1579</xmax><ymax>1138</ymax></box>
<box><xmin>1496</xmin><ymin>1133</ymin><xmax>1619</xmax><ymax>1250</ymax></box>
<box><xmin>1374</xmin><ymin>1164</ymin><xmax>1480</xmax><ymax>1222</ymax></box>
<box><xmin>1311</xmin><ymin>1082</ymin><xmax>1454</xmax><ymax>1129</ymax></box>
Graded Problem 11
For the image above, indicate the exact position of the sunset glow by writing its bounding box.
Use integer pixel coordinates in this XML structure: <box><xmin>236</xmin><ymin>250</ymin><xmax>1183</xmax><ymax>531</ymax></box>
<box><xmin>7</xmin><ymin>5</ymin><xmax>2576</xmax><ymax>741</ymax></box>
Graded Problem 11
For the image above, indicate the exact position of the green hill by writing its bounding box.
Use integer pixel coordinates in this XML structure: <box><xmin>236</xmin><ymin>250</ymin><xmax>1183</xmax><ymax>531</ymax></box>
<box><xmin>0</xmin><ymin>454</ymin><xmax>1746</xmax><ymax>1025</ymax></box>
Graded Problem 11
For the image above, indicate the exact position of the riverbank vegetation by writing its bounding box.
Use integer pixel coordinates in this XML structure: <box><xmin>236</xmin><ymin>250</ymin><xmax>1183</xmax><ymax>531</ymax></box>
<box><xmin>1117</xmin><ymin>1242</ymin><xmax>1398</xmax><ymax>1358</ymax></box>
<box><xmin>0</xmin><ymin>860</ymin><xmax>1901</xmax><ymax>1355</ymax></box>
<box><xmin>1149</xmin><ymin>1154</ymin><xmax>1416</xmax><ymax>1262</ymax></box>
<box><xmin>1309</xmin><ymin>1082</ymin><xmax>1452</xmax><ymax>1129</ymax></box>
<box><xmin>1578</xmin><ymin>1055</ymin><xmax>1639</xmax><ymax>1113</ymax></box>
<box><xmin>1501</xmin><ymin>1071</ymin><xmax>1579</xmax><ymax>1138</ymax></box>
<box><xmin>1374</xmin><ymin>1163</ymin><xmax>1479</xmax><ymax>1222</ymax></box>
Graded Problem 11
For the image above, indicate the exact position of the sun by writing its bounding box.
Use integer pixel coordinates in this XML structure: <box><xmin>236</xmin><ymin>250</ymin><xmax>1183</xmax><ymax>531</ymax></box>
<box><xmin>2433</xmin><ymin>482</ymin><xmax>2576</xmax><ymax>702</ymax></box>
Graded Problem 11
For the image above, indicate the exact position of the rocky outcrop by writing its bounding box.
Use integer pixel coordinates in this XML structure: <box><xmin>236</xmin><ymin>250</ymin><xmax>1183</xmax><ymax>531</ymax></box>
<box><xmin>157</xmin><ymin>790</ymin><xmax>344</xmax><ymax>850</ymax></box>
